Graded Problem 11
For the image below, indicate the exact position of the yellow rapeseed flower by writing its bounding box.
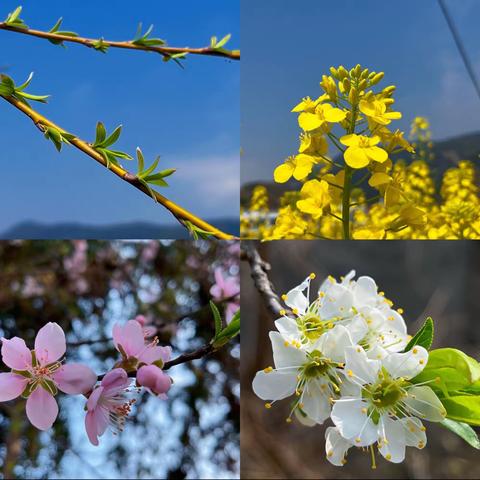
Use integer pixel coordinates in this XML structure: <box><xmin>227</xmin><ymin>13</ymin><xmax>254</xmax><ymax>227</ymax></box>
<box><xmin>340</xmin><ymin>134</ymin><xmax>388</xmax><ymax>169</ymax></box>
<box><xmin>298</xmin><ymin>103</ymin><xmax>346</xmax><ymax>132</ymax></box>
<box><xmin>359</xmin><ymin>98</ymin><xmax>402</xmax><ymax>125</ymax></box>
<box><xmin>296</xmin><ymin>179</ymin><xmax>331</xmax><ymax>218</ymax></box>
<box><xmin>273</xmin><ymin>154</ymin><xmax>321</xmax><ymax>183</ymax></box>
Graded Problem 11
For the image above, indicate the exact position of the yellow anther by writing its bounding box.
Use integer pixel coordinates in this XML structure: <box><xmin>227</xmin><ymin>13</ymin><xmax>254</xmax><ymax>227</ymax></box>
<box><xmin>386</xmin><ymin>454</ymin><xmax>392</xmax><ymax>460</ymax></box>
<box><xmin>298</xmin><ymin>402</ymin><xmax>304</xmax><ymax>409</ymax></box>
<box><xmin>361</xmin><ymin>408</ymin><xmax>368</xmax><ymax>414</ymax></box>
<box><xmin>295</xmin><ymin>389</ymin><xmax>302</xmax><ymax>396</ymax></box>
<box><xmin>418</xmin><ymin>441</ymin><xmax>425</xmax><ymax>449</ymax></box>
<box><xmin>285</xmin><ymin>417</ymin><xmax>292</xmax><ymax>424</ymax></box>
<box><xmin>347</xmin><ymin>369</ymin><xmax>354</xmax><ymax>377</ymax></box>
<box><xmin>328</xmin><ymin>275</ymin><xmax>336</xmax><ymax>284</ymax></box>
<box><xmin>284</xmin><ymin>341</ymin><xmax>290</xmax><ymax>347</ymax></box>
<box><xmin>355</xmin><ymin>437</ymin><xmax>361</xmax><ymax>443</ymax></box>
<box><xmin>327</xmin><ymin>322</ymin><xmax>334</xmax><ymax>329</ymax></box>
<box><xmin>388</xmin><ymin>316</ymin><xmax>394</xmax><ymax>321</ymax></box>
<box><xmin>341</xmin><ymin>459</ymin><xmax>347</xmax><ymax>465</ymax></box>
<box><xmin>356</xmin><ymin>347</ymin><xmax>361</xmax><ymax>353</ymax></box>
<box><xmin>419</xmin><ymin>359</ymin><xmax>425</xmax><ymax>365</ymax></box>
<box><xmin>309</xmin><ymin>273</ymin><xmax>316</xmax><ymax>279</ymax></box>
<box><xmin>409</xmin><ymin>427</ymin><xmax>415</xmax><ymax>432</ymax></box>
<box><xmin>327</xmin><ymin>450</ymin><xmax>333</xmax><ymax>458</ymax></box>
<box><xmin>407</xmin><ymin>335</ymin><xmax>412</xmax><ymax>340</ymax></box>
<box><xmin>386</xmin><ymin>300</ymin><xmax>393</xmax><ymax>307</ymax></box>
<box><xmin>292</xmin><ymin>308</ymin><xmax>299</xmax><ymax>315</ymax></box>
<box><xmin>281</xmin><ymin>294</ymin><xmax>287</xmax><ymax>301</ymax></box>
<box><xmin>397</xmin><ymin>308</ymin><xmax>404</xmax><ymax>314</ymax></box>
<box><xmin>263</xmin><ymin>366</ymin><xmax>273</xmax><ymax>373</ymax></box>
<box><xmin>279</xmin><ymin>309</ymin><xmax>286</xmax><ymax>316</ymax></box>
<box><xmin>379</xmin><ymin>291</ymin><xmax>385</xmax><ymax>296</ymax></box>
<box><xmin>265</xmin><ymin>403</ymin><xmax>272</xmax><ymax>409</ymax></box>
<box><xmin>420</xmin><ymin>426</ymin><xmax>426</xmax><ymax>432</ymax></box>
<box><xmin>366</xmin><ymin>319</ymin><xmax>372</xmax><ymax>325</ymax></box>
<box><xmin>319</xmin><ymin>291</ymin><xmax>325</xmax><ymax>298</ymax></box>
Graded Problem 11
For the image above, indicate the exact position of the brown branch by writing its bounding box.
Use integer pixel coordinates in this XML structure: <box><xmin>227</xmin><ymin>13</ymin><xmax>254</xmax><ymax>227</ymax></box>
<box><xmin>0</xmin><ymin>23</ymin><xmax>240</xmax><ymax>60</ymax></box>
<box><xmin>96</xmin><ymin>343</ymin><xmax>215</xmax><ymax>380</ymax></box>
<box><xmin>240</xmin><ymin>243</ymin><xmax>286</xmax><ymax>316</ymax></box>
<box><xmin>0</xmin><ymin>94</ymin><xmax>235</xmax><ymax>240</ymax></box>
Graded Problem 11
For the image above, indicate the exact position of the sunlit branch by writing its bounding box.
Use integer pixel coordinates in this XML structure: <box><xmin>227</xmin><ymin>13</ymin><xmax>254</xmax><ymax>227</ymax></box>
<box><xmin>0</xmin><ymin>94</ymin><xmax>235</xmax><ymax>240</ymax></box>
<box><xmin>0</xmin><ymin>22</ymin><xmax>240</xmax><ymax>61</ymax></box>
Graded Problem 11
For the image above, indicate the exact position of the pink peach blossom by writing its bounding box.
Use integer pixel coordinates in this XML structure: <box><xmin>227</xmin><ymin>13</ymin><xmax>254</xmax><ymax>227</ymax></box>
<box><xmin>0</xmin><ymin>322</ymin><xmax>97</xmax><ymax>430</ymax></box>
<box><xmin>210</xmin><ymin>268</ymin><xmax>240</xmax><ymax>324</ymax></box>
<box><xmin>112</xmin><ymin>319</ymin><xmax>171</xmax><ymax>366</ymax></box>
<box><xmin>85</xmin><ymin>368</ymin><xmax>134</xmax><ymax>445</ymax></box>
<box><xmin>136</xmin><ymin>364</ymin><xmax>171</xmax><ymax>399</ymax></box>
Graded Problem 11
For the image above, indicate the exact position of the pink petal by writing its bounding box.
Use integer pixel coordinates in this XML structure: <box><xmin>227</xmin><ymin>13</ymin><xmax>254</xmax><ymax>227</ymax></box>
<box><xmin>137</xmin><ymin>345</ymin><xmax>171</xmax><ymax>365</ymax></box>
<box><xmin>1</xmin><ymin>337</ymin><xmax>32</xmax><ymax>370</ymax></box>
<box><xmin>154</xmin><ymin>371</ymin><xmax>172</xmax><ymax>395</ymax></box>
<box><xmin>214</xmin><ymin>268</ymin><xmax>225</xmax><ymax>288</ymax></box>
<box><xmin>143</xmin><ymin>326</ymin><xmax>157</xmax><ymax>338</ymax></box>
<box><xmin>101</xmin><ymin>368</ymin><xmax>129</xmax><ymax>393</ymax></box>
<box><xmin>85</xmin><ymin>410</ymin><xmax>99</xmax><ymax>445</ymax></box>
<box><xmin>112</xmin><ymin>321</ymin><xmax>144</xmax><ymax>357</ymax></box>
<box><xmin>137</xmin><ymin>365</ymin><xmax>171</xmax><ymax>395</ymax></box>
<box><xmin>52</xmin><ymin>363</ymin><xmax>97</xmax><ymax>395</ymax></box>
<box><xmin>26</xmin><ymin>386</ymin><xmax>58</xmax><ymax>430</ymax></box>
<box><xmin>0</xmin><ymin>372</ymin><xmax>28</xmax><ymax>401</ymax></box>
<box><xmin>226</xmin><ymin>302</ymin><xmax>239</xmax><ymax>324</ymax></box>
<box><xmin>34</xmin><ymin>322</ymin><xmax>66</xmax><ymax>365</ymax></box>
<box><xmin>210</xmin><ymin>284</ymin><xmax>223</xmax><ymax>299</ymax></box>
<box><xmin>134</xmin><ymin>315</ymin><xmax>147</xmax><ymax>327</ymax></box>
<box><xmin>87</xmin><ymin>386</ymin><xmax>104</xmax><ymax>411</ymax></box>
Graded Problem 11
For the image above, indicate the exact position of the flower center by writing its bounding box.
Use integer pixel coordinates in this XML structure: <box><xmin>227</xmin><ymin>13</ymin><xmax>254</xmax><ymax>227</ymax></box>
<box><xmin>301</xmin><ymin>350</ymin><xmax>336</xmax><ymax>380</ymax></box>
<box><xmin>364</xmin><ymin>372</ymin><xmax>406</xmax><ymax>411</ymax></box>
<box><xmin>299</xmin><ymin>313</ymin><xmax>325</xmax><ymax>341</ymax></box>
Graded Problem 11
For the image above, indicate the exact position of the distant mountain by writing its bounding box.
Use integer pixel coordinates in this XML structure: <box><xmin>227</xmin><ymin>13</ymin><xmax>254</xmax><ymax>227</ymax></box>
<box><xmin>1</xmin><ymin>219</ymin><xmax>239</xmax><ymax>239</ymax></box>
<box><xmin>241</xmin><ymin>131</ymin><xmax>480</xmax><ymax>208</ymax></box>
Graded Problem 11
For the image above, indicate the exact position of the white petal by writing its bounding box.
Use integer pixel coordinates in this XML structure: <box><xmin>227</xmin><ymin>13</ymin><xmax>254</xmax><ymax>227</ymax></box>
<box><xmin>316</xmin><ymin>325</ymin><xmax>353</xmax><ymax>363</ymax></box>
<box><xmin>344</xmin><ymin>315</ymin><xmax>369</xmax><ymax>344</ymax></box>
<box><xmin>325</xmin><ymin>426</ymin><xmax>352</xmax><ymax>466</ymax></box>
<box><xmin>270</xmin><ymin>331</ymin><xmax>306</xmax><ymax>369</ymax></box>
<box><xmin>294</xmin><ymin>408</ymin><xmax>316</xmax><ymax>426</ymax></box>
<box><xmin>341</xmin><ymin>270</ymin><xmax>356</xmax><ymax>284</ymax></box>
<box><xmin>344</xmin><ymin>345</ymin><xmax>381</xmax><ymax>385</ymax></box>
<box><xmin>301</xmin><ymin>380</ymin><xmax>331</xmax><ymax>424</ymax></box>
<box><xmin>400</xmin><ymin>417</ymin><xmax>427</xmax><ymax>449</ymax></box>
<box><xmin>378</xmin><ymin>415</ymin><xmax>406</xmax><ymax>463</ymax></box>
<box><xmin>382</xmin><ymin>347</ymin><xmax>428</xmax><ymax>379</ymax></box>
<box><xmin>340</xmin><ymin>378</ymin><xmax>362</xmax><ymax>397</ymax></box>
<box><xmin>318</xmin><ymin>284</ymin><xmax>353</xmax><ymax>319</ymax></box>
<box><xmin>366</xmin><ymin>345</ymin><xmax>388</xmax><ymax>361</ymax></box>
<box><xmin>383</xmin><ymin>308</ymin><xmax>407</xmax><ymax>334</ymax></box>
<box><xmin>274</xmin><ymin>316</ymin><xmax>300</xmax><ymax>341</ymax></box>
<box><xmin>284</xmin><ymin>276</ymin><xmax>311</xmax><ymax>315</ymax></box>
<box><xmin>331</xmin><ymin>398</ymin><xmax>377</xmax><ymax>446</ymax></box>
<box><xmin>353</xmin><ymin>276</ymin><xmax>378</xmax><ymax>308</ymax></box>
<box><xmin>252</xmin><ymin>370</ymin><xmax>297</xmax><ymax>401</ymax></box>
<box><xmin>403</xmin><ymin>386</ymin><xmax>446</xmax><ymax>422</ymax></box>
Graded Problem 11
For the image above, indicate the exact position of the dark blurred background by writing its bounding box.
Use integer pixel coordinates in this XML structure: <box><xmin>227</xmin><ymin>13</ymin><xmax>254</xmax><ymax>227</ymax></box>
<box><xmin>0</xmin><ymin>240</ymin><xmax>239</xmax><ymax>479</ymax></box>
<box><xmin>241</xmin><ymin>240</ymin><xmax>480</xmax><ymax>479</ymax></box>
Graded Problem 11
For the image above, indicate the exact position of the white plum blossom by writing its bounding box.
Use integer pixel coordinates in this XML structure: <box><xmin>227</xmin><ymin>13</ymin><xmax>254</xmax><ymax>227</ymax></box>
<box><xmin>253</xmin><ymin>270</ymin><xmax>447</xmax><ymax>469</ymax></box>
<box><xmin>329</xmin><ymin>345</ymin><xmax>446</xmax><ymax>465</ymax></box>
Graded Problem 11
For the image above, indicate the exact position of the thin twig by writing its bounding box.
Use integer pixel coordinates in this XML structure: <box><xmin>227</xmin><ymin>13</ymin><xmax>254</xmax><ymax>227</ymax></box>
<box><xmin>240</xmin><ymin>242</ymin><xmax>286</xmax><ymax>317</ymax></box>
<box><xmin>0</xmin><ymin>94</ymin><xmax>235</xmax><ymax>240</ymax></box>
<box><xmin>96</xmin><ymin>343</ymin><xmax>215</xmax><ymax>380</ymax></box>
<box><xmin>0</xmin><ymin>23</ymin><xmax>240</xmax><ymax>61</ymax></box>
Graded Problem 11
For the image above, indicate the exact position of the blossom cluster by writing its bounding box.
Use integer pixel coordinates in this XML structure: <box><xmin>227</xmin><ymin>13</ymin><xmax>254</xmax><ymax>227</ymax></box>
<box><xmin>252</xmin><ymin>272</ymin><xmax>447</xmax><ymax>467</ymax></box>
<box><xmin>0</xmin><ymin>316</ymin><xmax>172</xmax><ymax>446</ymax></box>
<box><xmin>240</xmin><ymin>65</ymin><xmax>480</xmax><ymax>240</ymax></box>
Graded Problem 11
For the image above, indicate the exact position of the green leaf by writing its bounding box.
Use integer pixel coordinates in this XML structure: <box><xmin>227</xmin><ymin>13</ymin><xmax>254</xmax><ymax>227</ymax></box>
<box><xmin>210</xmin><ymin>301</ymin><xmax>223</xmax><ymax>338</ymax></box>
<box><xmin>102</xmin><ymin>125</ymin><xmax>122</xmax><ymax>148</ymax></box>
<box><xmin>132</xmin><ymin>23</ymin><xmax>165</xmax><ymax>47</ymax></box>
<box><xmin>108</xmin><ymin>149</ymin><xmax>133</xmax><ymax>160</ymax></box>
<box><xmin>441</xmin><ymin>418</ymin><xmax>480</xmax><ymax>449</ymax></box>
<box><xmin>413</xmin><ymin>348</ymin><xmax>480</xmax><ymax>393</ymax></box>
<box><xmin>43</xmin><ymin>126</ymin><xmax>74</xmax><ymax>152</ymax></box>
<box><xmin>442</xmin><ymin>395</ymin><xmax>480</xmax><ymax>426</ymax></box>
<box><xmin>212</xmin><ymin>310</ymin><xmax>240</xmax><ymax>348</ymax></box>
<box><xmin>94</xmin><ymin>122</ymin><xmax>107</xmax><ymax>145</ymax></box>
<box><xmin>49</xmin><ymin>17</ymin><xmax>63</xmax><ymax>33</ymax></box>
<box><xmin>405</xmin><ymin>317</ymin><xmax>434</xmax><ymax>351</ymax></box>
<box><xmin>92</xmin><ymin>38</ymin><xmax>109</xmax><ymax>53</ymax></box>
<box><xmin>183</xmin><ymin>220</ymin><xmax>214</xmax><ymax>240</ymax></box>
<box><xmin>136</xmin><ymin>147</ymin><xmax>145</xmax><ymax>173</ymax></box>
<box><xmin>215</xmin><ymin>34</ymin><xmax>231</xmax><ymax>49</ymax></box>
<box><xmin>17</xmin><ymin>91</ymin><xmax>49</xmax><ymax>103</ymax></box>
<box><xmin>5</xmin><ymin>6</ymin><xmax>28</xmax><ymax>29</ymax></box>
<box><xmin>138</xmin><ymin>156</ymin><xmax>160</xmax><ymax>179</ymax></box>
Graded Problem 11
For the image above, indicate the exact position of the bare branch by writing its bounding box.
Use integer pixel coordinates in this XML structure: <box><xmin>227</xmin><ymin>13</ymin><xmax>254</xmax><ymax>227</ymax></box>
<box><xmin>240</xmin><ymin>242</ymin><xmax>286</xmax><ymax>317</ymax></box>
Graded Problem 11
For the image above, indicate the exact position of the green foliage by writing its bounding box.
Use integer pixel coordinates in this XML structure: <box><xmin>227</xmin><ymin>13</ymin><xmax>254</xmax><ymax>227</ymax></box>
<box><xmin>441</xmin><ymin>418</ymin><xmax>480</xmax><ymax>449</ymax></box>
<box><xmin>212</xmin><ymin>309</ymin><xmax>240</xmax><ymax>349</ymax></box>
<box><xmin>48</xmin><ymin>17</ymin><xmax>79</xmax><ymax>46</ymax></box>
<box><xmin>183</xmin><ymin>221</ymin><xmax>215</xmax><ymax>239</ymax></box>
<box><xmin>92</xmin><ymin>37</ymin><xmax>109</xmax><ymax>53</ymax></box>
<box><xmin>209</xmin><ymin>301</ymin><xmax>223</xmax><ymax>338</ymax></box>
<box><xmin>132</xmin><ymin>23</ymin><xmax>165</xmax><ymax>47</ymax></box>
<box><xmin>441</xmin><ymin>396</ymin><xmax>480</xmax><ymax>426</ymax></box>
<box><xmin>0</xmin><ymin>72</ymin><xmax>49</xmax><ymax>105</ymax></box>
<box><xmin>4</xmin><ymin>6</ymin><xmax>28</xmax><ymax>29</ymax></box>
<box><xmin>210</xmin><ymin>34</ymin><xmax>231</xmax><ymax>53</ymax></box>
<box><xmin>92</xmin><ymin>122</ymin><xmax>133</xmax><ymax>167</ymax></box>
<box><xmin>135</xmin><ymin>147</ymin><xmax>176</xmax><ymax>199</ymax></box>
<box><xmin>43</xmin><ymin>125</ymin><xmax>75</xmax><ymax>152</ymax></box>
<box><xmin>405</xmin><ymin>317</ymin><xmax>434</xmax><ymax>351</ymax></box>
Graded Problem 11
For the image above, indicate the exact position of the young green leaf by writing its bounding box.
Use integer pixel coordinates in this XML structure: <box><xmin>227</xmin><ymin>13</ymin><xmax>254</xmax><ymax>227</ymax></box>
<box><xmin>5</xmin><ymin>6</ymin><xmax>28</xmax><ymax>29</ymax></box>
<box><xmin>441</xmin><ymin>418</ymin><xmax>480</xmax><ymax>449</ymax></box>
<box><xmin>94</xmin><ymin>122</ymin><xmax>107</xmax><ymax>146</ymax></box>
<box><xmin>442</xmin><ymin>395</ymin><xmax>480</xmax><ymax>426</ymax></box>
<box><xmin>0</xmin><ymin>73</ymin><xmax>49</xmax><ymax>105</ymax></box>
<box><xmin>92</xmin><ymin>38</ymin><xmax>109</xmax><ymax>53</ymax></box>
<box><xmin>215</xmin><ymin>34</ymin><xmax>231</xmax><ymax>49</ymax></box>
<box><xmin>183</xmin><ymin>221</ymin><xmax>214</xmax><ymax>240</ymax></box>
<box><xmin>132</xmin><ymin>23</ymin><xmax>165</xmax><ymax>47</ymax></box>
<box><xmin>405</xmin><ymin>317</ymin><xmax>434</xmax><ymax>351</ymax></box>
<box><xmin>212</xmin><ymin>310</ymin><xmax>240</xmax><ymax>348</ymax></box>
<box><xmin>43</xmin><ymin>126</ymin><xmax>75</xmax><ymax>152</ymax></box>
<box><xmin>412</xmin><ymin>348</ymin><xmax>480</xmax><ymax>393</ymax></box>
<box><xmin>209</xmin><ymin>300</ymin><xmax>223</xmax><ymax>338</ymax></box>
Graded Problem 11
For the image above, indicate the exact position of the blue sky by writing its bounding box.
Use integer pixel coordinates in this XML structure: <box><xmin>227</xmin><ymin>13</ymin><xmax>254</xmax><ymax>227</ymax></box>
<box><xmin>0</xmin><ymin>0</ymin><xmax>239</xmax><ymax>231</ymax></box>
<box><xmin>241</xmin><ymin>0</ymin><xmax>480</xmax><ymax>183</ymax></box>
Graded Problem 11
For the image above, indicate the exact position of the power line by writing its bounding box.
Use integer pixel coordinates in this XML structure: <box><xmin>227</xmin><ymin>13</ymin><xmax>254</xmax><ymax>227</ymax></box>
<box><xmin>438</xmin><ymin>0</ymin><xmax>480</xmax><ymax>102</ymax></box>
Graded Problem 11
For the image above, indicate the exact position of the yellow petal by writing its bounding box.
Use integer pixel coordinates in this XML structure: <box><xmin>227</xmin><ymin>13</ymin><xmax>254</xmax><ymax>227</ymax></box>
<box><xmin>340</xmin><ymin>134</ymin><xmax>359</xmax><ymax>147</ymax></box>
<box><xmin>344</xmin><ymin>146</ymin><xmax>370</xmax><ymax>168</ymax></box>
<box><xmin>365</xmin><ymin>146</ymin><xmax>388</xmax><ymax>163</ymax></box>
<box><xmin>293</xmin><ymin>155</ymin><xmax>315</xmax><ymax>180</ymax></box>
<box><xmin>298</xmin><ymin>112</ymin><xmax>323</xmax><ymax>131</ymax></box>
<box><xmin>369</xmin><ymin>172</ymin><xmax>391</xmax><ymax>187</ymax></box>
<box><xmin>273</xmin><ymin>163</ymin><xmax>294</xmax><ymax>183</ymax></box>
<box><xmin>385</xmin><ymin>111</ymin><xmax>402</xmax><ymax>120</ymax></box>
<box><xmin>322</xmin><ymin>105</ymin><xmax>347</xmax><ymax>123</ymax></box>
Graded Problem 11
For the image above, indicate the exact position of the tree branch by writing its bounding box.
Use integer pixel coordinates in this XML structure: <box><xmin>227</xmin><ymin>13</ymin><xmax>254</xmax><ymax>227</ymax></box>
<box><xmin>0</xmin><ymin>94</ymin><xmax>235</xmax><ymax>240</ymax></box>
<box><xmin>240</xmin><ymin>243</ymin><xmax>286</xmax><ymax>317</ymax></box>
<box><xmin>0</xmin><ymin>23</ymin><xmax>240</xmax><ymax>61</ymax></box>
<box><xmin>96</xmin><ymin>343</ymin><xmax>215</xmax><ymax>380</ymax></box>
